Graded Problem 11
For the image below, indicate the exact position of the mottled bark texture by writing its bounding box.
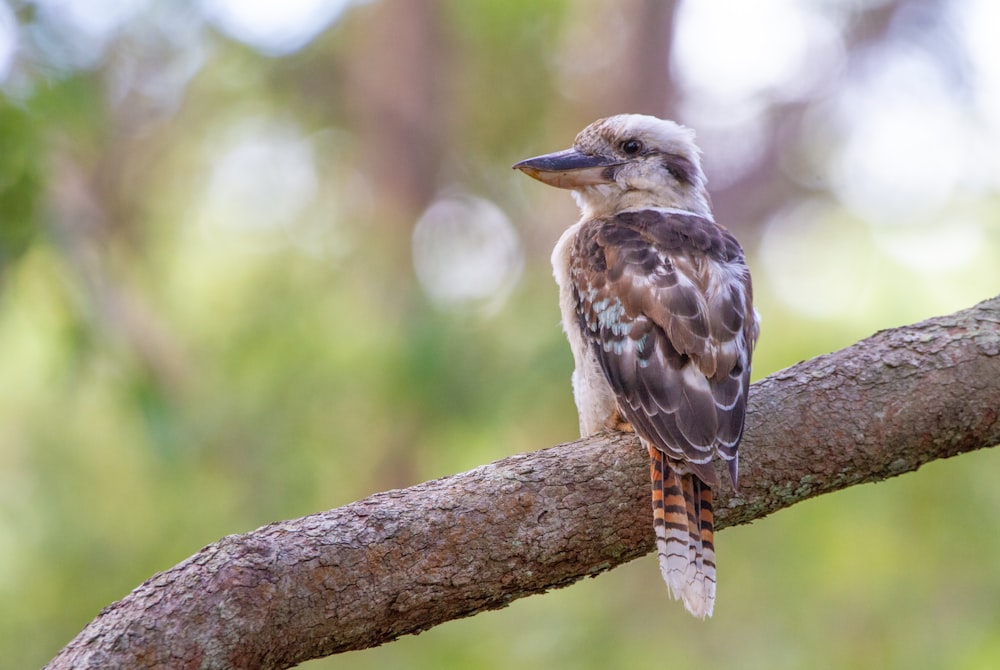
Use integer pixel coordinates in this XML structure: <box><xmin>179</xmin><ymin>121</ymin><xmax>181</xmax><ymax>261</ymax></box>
<box><xmin>47</xmin><ymin>297</ymin><xmax>1000</xmax><ymax>670</ymax></box>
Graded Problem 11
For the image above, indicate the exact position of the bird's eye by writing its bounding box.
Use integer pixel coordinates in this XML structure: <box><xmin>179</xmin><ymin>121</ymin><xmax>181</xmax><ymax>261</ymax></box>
<box><xmin>621</xmin><ymin>139</ymin><xmax>643</xmax><ymax>156</ymax></box>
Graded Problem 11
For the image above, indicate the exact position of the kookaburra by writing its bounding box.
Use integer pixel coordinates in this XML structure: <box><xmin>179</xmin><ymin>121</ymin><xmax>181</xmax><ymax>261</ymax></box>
<box><xmin>514</xmin><ymin>114</ymin><xmax>759</xmax><ymax>618</ymax></box>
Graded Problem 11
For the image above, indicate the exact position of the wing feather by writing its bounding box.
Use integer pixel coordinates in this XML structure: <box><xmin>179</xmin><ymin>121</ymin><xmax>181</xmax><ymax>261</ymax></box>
<box><xmin>571</xmin><ymin>210</ymin><xmax>757</xmax><ymax>485</ymax></box>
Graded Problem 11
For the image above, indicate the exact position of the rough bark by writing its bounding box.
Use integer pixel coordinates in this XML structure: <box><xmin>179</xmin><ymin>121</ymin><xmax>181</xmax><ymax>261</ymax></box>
<box><xmin>47</xmin><ymin>296</ymin><xmax>1000</xmax><ymax>669</ymax></box>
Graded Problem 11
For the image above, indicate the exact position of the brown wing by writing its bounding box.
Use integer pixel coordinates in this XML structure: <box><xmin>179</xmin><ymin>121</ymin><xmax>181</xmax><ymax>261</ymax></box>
<box><xmin>570</xmin><ymin>209</ymin><xmax>757</xmax><ymax>486</ymax></box>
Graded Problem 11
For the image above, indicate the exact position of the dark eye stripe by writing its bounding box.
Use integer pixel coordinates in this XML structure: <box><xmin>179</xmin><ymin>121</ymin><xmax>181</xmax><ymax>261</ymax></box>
<box><xmin>662</xmin><ymin>155</ymin><xmax>693</xmax><ymax>184</ymax></box>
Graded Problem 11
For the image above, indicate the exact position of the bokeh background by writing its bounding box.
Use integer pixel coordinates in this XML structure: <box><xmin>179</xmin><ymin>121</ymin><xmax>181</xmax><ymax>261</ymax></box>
<box><xmin>2</xmin><ymin>1</ymin><xmax>999</xmax><ymax>668</ymax></box>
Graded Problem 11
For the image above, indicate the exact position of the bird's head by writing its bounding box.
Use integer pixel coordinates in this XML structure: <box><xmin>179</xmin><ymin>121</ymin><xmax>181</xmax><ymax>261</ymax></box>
<box><xmin>514</xmin><ymin>114</ymin><xmax>711</xmax><ymax>221</ymax></box>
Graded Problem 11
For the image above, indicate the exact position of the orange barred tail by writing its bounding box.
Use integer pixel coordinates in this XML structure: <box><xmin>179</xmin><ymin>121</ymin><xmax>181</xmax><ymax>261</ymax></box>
<box><xmin>649</xmin><ymin>444</ymin><xmax>717</xmax><ymax>618</ymax></box>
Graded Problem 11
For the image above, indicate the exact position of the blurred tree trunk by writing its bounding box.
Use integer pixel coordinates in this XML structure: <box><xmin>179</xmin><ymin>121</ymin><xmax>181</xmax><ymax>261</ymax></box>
<box><xmin>346</xmin><ymin>0</ymin><xmax>450</xmax><ymax>222</ymax></box>
<box><xmin>45</xmin><ymin>295</ymin><xmax>1000</xmax><ymax>670</ymax></box>
<box><xmin>619</xmin><ymin>0</ymin><xmax>679</xmax><ymax>116</ymax></box>
<box><xmin>342</xmin><ymin>0</ymin><xmax>453</xmax><ymax>489</ymax></box>
<box><xmin>559</xmin><ymin>0</ymin><xmax>679</xmax><ymax>124</ymax></box>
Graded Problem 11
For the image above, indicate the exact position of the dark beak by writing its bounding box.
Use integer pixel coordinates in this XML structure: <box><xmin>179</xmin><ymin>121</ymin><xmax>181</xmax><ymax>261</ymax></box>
<box><xmin>513</xmin><ymin>148</ymin><xmax>623</xmax><ymax>189</ymax></box>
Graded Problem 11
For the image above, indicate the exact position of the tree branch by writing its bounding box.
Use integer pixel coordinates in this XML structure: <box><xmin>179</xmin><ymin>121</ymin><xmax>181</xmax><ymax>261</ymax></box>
<box><xmin>47</xmin><ymin>297</ymin><xmax>1000</xmax><ymax>670</ymax></box>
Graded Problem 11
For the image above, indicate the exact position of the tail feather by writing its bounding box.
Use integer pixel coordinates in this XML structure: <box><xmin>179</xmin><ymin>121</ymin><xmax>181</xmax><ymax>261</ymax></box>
<box><xmin>649</xmin><ymin>444</ymin><xmax>717</xmax><ymax>618</ymax></box>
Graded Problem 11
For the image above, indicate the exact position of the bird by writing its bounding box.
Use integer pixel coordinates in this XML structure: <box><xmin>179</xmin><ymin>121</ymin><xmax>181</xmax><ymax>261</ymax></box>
<box><xmin>513</xmin><ymin>114</ymin><xmax>759</xmax><ymax>618</ymax></box>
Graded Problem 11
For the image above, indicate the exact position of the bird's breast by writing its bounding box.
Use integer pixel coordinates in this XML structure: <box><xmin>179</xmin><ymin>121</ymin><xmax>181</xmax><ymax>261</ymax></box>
<box><xmin>552</xmin><ymin>221</ymin><xmax>620</xmax><ymax>436</ymax></box>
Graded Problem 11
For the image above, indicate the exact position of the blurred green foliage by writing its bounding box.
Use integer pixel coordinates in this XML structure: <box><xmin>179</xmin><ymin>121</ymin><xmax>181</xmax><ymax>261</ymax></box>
<box><xmin>0</xmin><ymin>99</ymin><xmax>41</xmax><ymax>266</ymax></box>
<box><xmin>1</xmin><ymin>1</ymin><xmax>999</xmax><ymax>669</ymax></box>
